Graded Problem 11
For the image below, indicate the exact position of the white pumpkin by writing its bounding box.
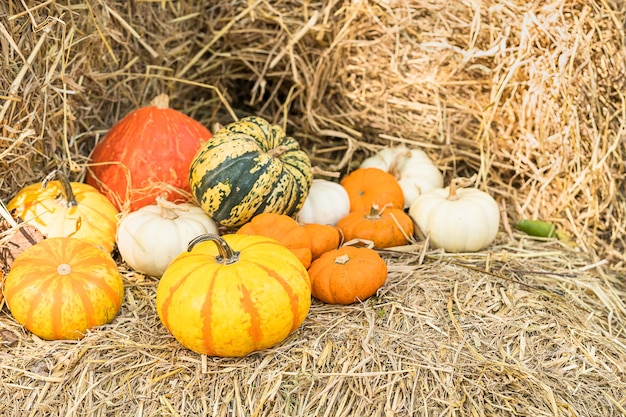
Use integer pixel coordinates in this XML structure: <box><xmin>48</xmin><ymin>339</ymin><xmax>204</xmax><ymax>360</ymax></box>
<box><xmin>116</xmin><ymin>197</ymin><xmax>218</xmax><ymax>277</ymax></box>
<box><xmin>409</xmin><ymin>181</ymin><xmax>500</xmax><ymax>252</ymax></box>
<box><xmin>361</xmin><ymin>145</ymin><xmax>443</xmax><ymax>208</ymax></box>
<box><xmin>297</xmin><ymin>179</ymin><xmax>350</xmax><ymax>226</ymax></box>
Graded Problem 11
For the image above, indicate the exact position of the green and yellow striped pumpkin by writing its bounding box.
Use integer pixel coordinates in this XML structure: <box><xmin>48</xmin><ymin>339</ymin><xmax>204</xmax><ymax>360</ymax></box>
<box><xmin>189</xmin><ymin>116</ymin><xmax>312</xmax><ymax>227</ymax></box>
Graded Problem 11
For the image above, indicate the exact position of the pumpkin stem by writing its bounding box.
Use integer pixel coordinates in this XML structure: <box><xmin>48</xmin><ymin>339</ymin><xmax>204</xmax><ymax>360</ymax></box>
<box><xmin>334</xmin><ymin>254</ymin><xmax>351</xmax><ymax>265</ymax></box>
<box><xmin>365</xmin><ymin>204</ymin><xmax>383</xmax><ymax>219</ymax></box>
<box><xmin>187</xmin><ymin>234</ymin><xmax>240</xmax><ymax>265</ymax></box>
<box><xmin>267</xmin><ymin>145</ymin><xmax>290</xmax><ymax>158</ymax></box>
<box><xmin>156</xmin><ymin>196</ymin><xmax>184</xmax><ymax>220</ymax></box>
<box><xmin>448</xmin><ymin>179</ymin><xmax>460</xmax><ymax>201</ymax></box>
<box><xmin>150</xmin><ymin>94</ymin><xmax>170</xmax><ymax>109</ymax></box>
<box><xmin>43</xmin><ymin>170</ymin><xmax>78</xmax><ymax>207</ymax></box>
<box><xmin>387</xmin><ymin>150</ymin><xmax>410</xmax><ymax>180</ymax></box>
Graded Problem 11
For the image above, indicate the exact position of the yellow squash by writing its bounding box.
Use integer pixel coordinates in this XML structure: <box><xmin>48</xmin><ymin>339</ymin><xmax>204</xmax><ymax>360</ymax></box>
<box><xmin>157</xmin><ymin>233</ymin><xmax>311</xmax><ymax>357</ymax></box>
<box><xmin>8</xmin><ymin>171</ymin><xmax>119</xmax><ymax>252</ymax></box>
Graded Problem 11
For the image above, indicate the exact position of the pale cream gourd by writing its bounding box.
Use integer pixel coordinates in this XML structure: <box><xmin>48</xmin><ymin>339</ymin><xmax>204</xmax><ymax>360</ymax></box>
<box><xmin>360</xmin><ymin>145</ymin><xmax>443</xmax><ymax>208</ymax></box>
<box><xmin>409</xmin><ymin>181</ymin><xmax>500</xmax><ymax>252</ymax></box>
<box><xmin>116</xmin><ymin>197</ymin><xmax>218</xmax><ymax>277</ymax></box>
<box><xmin>297</xmin><ymin>179</ymin><xmax>350</xmax><ymax>225</ymax></box>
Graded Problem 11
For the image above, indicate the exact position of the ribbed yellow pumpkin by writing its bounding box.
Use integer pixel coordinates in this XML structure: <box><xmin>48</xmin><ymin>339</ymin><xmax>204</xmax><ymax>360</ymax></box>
<box><xmin>4</xmin><ymin>237</ymin><xmax>124</xmax><ymax>340</ymax></box>
<box><xmin>189</xmin><ymin>116</ymin><xmax>312</xmax><ymax>227</ymax></box>
<box><xmin>156</xmin><ymin>233</ymin><xmax>311</xmax><ymax>357</ymax></box>
<box><xmin>7</xmin><ymin>171</ymin><xmax>119</xmax><ymax>252</ymax></box>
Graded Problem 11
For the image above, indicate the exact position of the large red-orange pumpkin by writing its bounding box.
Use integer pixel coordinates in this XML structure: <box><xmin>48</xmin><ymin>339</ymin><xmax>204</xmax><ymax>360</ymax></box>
<box><xmin>3</xmin><ymin>237</ymin><xmax>125</xmax><ymax>340</ymax></box>
<box><xmin>86</xmin><ymin>94</ymin><xmax>212</xmax><ymax>211</ymax></box>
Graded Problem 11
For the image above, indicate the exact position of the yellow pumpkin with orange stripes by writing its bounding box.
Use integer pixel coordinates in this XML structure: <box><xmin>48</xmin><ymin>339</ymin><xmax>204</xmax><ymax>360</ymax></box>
<box><xmin>156</xmin><ymin>233</ymin><xmax>311</xmax><ymax>357</ymax></box>
<box><xmin>3</xmin><ymin>237</ymin><xmax>124</xmax><ymax>340</ymax></box>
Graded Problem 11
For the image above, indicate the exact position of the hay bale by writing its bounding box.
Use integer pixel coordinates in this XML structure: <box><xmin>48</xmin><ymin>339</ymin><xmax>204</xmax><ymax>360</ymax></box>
<box><xmin>1</xmin><ymin>2</ymin><xmax>626</xmax><ymax>415</ymax></box>
<box><xmin>1</xmin><ymin>1</ymin><xmax>624</xmax><ymax>264</ymax></box>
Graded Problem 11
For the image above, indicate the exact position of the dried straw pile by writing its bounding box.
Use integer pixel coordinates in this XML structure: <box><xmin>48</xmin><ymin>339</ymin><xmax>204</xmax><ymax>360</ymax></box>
<box><xmin>1</xmin><ymin>1</ymin><xmax>625</xmax><ymax>416</ymax></box>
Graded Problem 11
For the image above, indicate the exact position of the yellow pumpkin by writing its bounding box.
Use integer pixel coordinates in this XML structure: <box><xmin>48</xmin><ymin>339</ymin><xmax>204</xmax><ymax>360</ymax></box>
<box><xmin>7</xmin><ymin>171</ymin><xmax>119</xmax><ymax>252</ymax></box>
<box><xmin>3</xmin><ymin>237</ymin><xmax>124</xmax><ymax>340</ymax></box>
<box><xmin>156</xmin><ymin>233</ymin><xmax>311</xmax><ymax>357</ymax></box>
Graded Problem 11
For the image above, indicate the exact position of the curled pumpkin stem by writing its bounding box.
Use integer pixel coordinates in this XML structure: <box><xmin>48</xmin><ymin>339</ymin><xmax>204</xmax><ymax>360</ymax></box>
<box><xmin>267</xmin><ymin>145</ymin><xmax>290</xmax><ymax>158</ymax></box>
<box><xmin>155</xmin><ymin>195</ymin><xmax>187</xmax><ymax>220</ymax></box>
<box><xmin>43</xmin><ymin>169</ymin><xmax>78</xmax><ymax>208</ymax></box>
<box><xmin>387</xmin><ymin>150</ymin><xmax>410</xmax><ymax>180</ymax></box>
<box><xmin>187</xmin><ymin>234</ymin><xmax>240</xmax><ymax>265</ymax></box>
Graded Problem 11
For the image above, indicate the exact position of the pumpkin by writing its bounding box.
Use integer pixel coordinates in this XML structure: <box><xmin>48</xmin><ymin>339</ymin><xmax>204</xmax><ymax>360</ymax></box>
<box><xmin>189</xmin><ymin>116</ymin><xmax>312</xmax><ymax>227</ymax></box>
<box><xmin>340</xmin><ymin>168</ymin><xmax>404</xmax><ymax>212</ymax></box>
<box><xmin>7</xmin><ymin>171</ymin><xmax>118</xmax><ymax>252</ymax></box>
<box><xmin>360</xmin><ymin>145</ymin><xmax>444</xmax><ymax>208</ymax></box>
<box><xmin>336</xmin><ymin>204</ymin><xmax>414</xmax><ymax>248</ymax></box>
<box><xmin>237</xmin><ymin>212</ymin><xmax>312</xmax><ymax>268</ymax></box>
<box><xmin>116</xmin><ymin>196</ymin><xmax>218</xmax><ymax>277</ymax></box>
<box><xmin>297</xmin><ymin>179</ymin><xmax>350</xmax><ymax>226</ymax></box>
<box><xmin>0</xmin><ymin>270</ymin><xmax>4</xmax><ymax>307</ymax></box>
<box><xmin>156</xmin><ymin>233</ymin><xmax>311</xmax><ymax>356</ymax></box>
<box><xmin>409</xmin><ymin>181</ymin><xmax>500</xmax><ymax>252</ymax></box>
<box><xmin>308</xmin><ymin>245</ymin><xmax>387</xmax><ymax>305</ymax></box>
<box><xmin>302</xmin><ymin>223</ymin><xmax>342</xmax><ymax>260</ymax></box>
<box><xmin>86</xmin><ymin>94</ymin><xmax>212</xmax><ymax>211</ymax></box>
<box><xmin>3</xmin><ymin>237</ymin><xmax>124</xmax><ymax>340</ymax></box>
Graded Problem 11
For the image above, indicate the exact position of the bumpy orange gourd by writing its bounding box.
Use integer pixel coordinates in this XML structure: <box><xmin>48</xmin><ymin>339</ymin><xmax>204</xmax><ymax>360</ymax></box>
<box><xmin>302</xmin><ymin>223</ymin><xmax>342</xmax><ymax>261</ymax></box>
<box><xmin>340</xmin><ymin>168</ymin><xmax>404</xmax><ymax>212</ymax></box>
<box><xmin>3</xmin><ymin>237</ymin><xmax>124</xmax><ymax>340</ymax></box>
<box><xmin>237</xmin><ymin>212</ymin><xmax>312</xmax><ymax>268</ymax></box>
<box><xmin>308</xmin><ymin>245</ymin><xmax>388</xmax><ymax>305</ymax></box>
<box><xmin>337</xmin><ymin>204</ymin><xmax>414</xmax><ymax>248</ymax></box>
<box><xmin>7</xmin><ymin>171</ymin><xmax>119</xmax><ymax>252</ymax></box>
<box><xmin>156</xmin><ymin>234</ymin><xmax>311</xmax><ymax>357</ymax></box>
<box><xmin>87</xmin><ymin>94</ymin><xmax>212</xmax><ymax>211</ymax></box>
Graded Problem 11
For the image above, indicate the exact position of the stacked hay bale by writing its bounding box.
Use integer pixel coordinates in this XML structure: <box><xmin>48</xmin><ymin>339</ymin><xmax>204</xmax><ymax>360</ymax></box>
<box><xmin>2</xmin><ymin>1</ymin><xmax>624</xmax><ymax>264</ymax></box>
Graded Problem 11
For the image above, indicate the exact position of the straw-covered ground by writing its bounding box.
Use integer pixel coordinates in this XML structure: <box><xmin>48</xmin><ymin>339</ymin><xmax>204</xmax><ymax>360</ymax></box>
<box><xmin>1</xmin><ymin>1</ymin><xmax>625</xmax><ymax>416</ymax></box>
<box><xmin>0</xmin><ymin>238</ymin><xmax>625</xmax><ymax>416</ymax></box>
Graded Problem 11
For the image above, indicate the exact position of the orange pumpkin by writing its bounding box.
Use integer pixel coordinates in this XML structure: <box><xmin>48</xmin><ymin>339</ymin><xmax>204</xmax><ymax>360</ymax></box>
<box><xmin>237</xmin><ymin>213</ymin><xmax>312</xmax><ymax>268</ymax></box>
<box><xmin>302</xmin><ymin>223</ymin><xmax>342</xmax><ymax>261</ymax></box>
<box><xmin>156</xmin><ymin>233</ymin><xmax>311</xmax><ymax>356</ymax></box>
<box><xmin>7</xmin><ymin>171</ymin><xmax>119</xmax><ymax>252</ymax></box>
<box><xmin>86</xmin><ymin>94</ymin><xmax>212</xmax><ymax>211</ymax></box>
<box><xmin>3</xmin><ymin>237</ymin><xmax>125</xmax><ymax>340</ymax></box>
<box><xmin>0</xmin><ymin>269</ymin><xmax>4</xmax><ymax>307</ymax></box>
<box><xmin>336</xmin><ymin>204</ymin><xmax>414</xmax><ymax>248</ymax></box>
<box><xmin>340</xmin><ymin>168</ymin><xmax>404</xmax><ymax>212</ymax></box>
<box><xmin>308</xmin><ymin>245</ymin><xmax>388</xmax><ymax>304</ymax></box>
